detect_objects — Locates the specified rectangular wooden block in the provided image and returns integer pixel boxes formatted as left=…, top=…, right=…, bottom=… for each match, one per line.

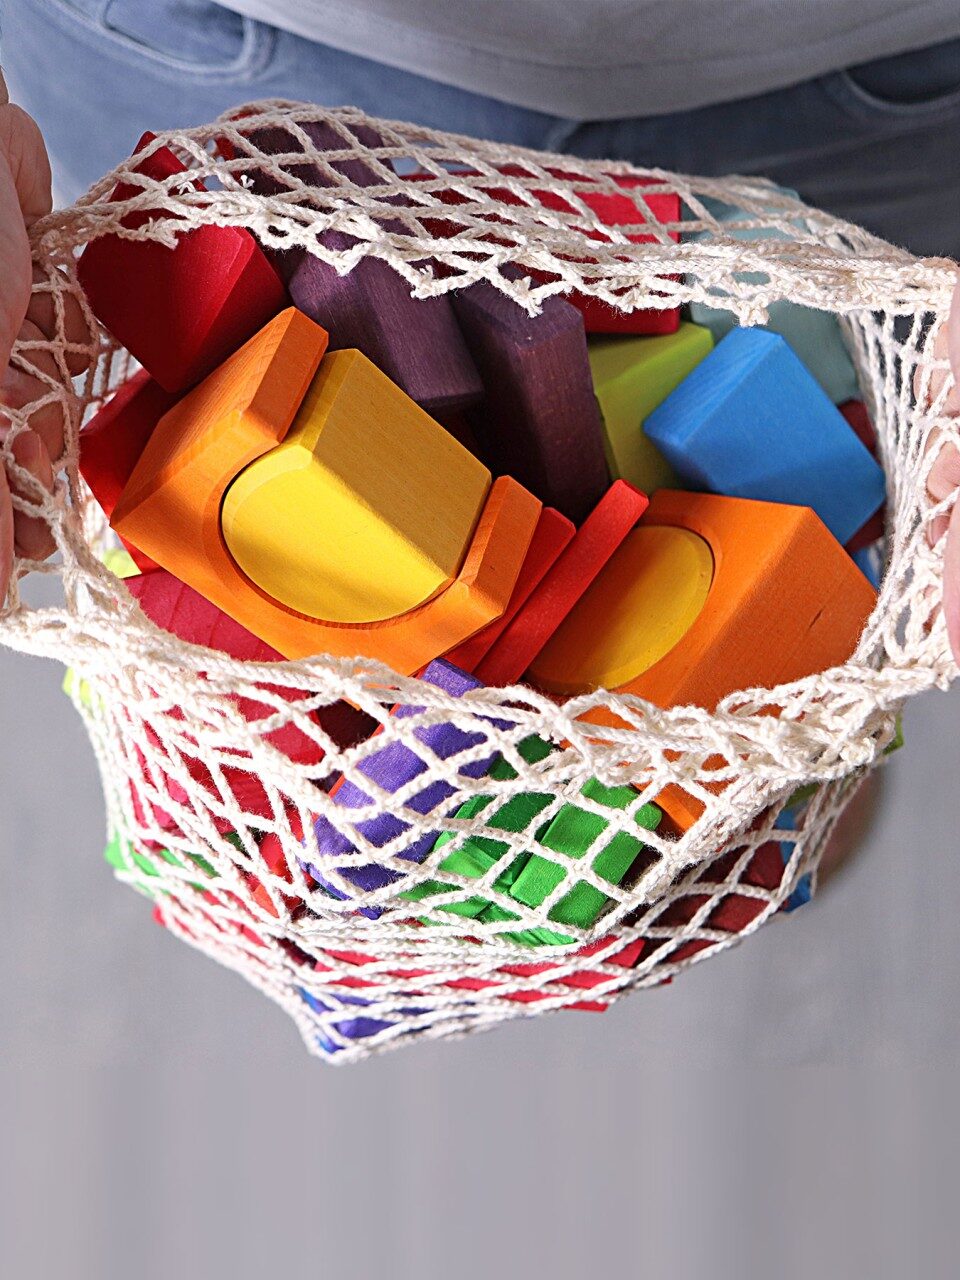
left=289, top=231, right=483, bottom=414
left=644, top=328, right=886, bottom=545
left=78, top=132, right=287, bottom=392
left=307, top=659, right=496, bottom=896
left=451, top=280, right=610, bottom=522
left=79, top=369, right=179, bottom=571
left=588, top=321, right=714, bottom=493
left=445, top=505, right=574, bottom=674
left=477, top=479, right=649, bottom=685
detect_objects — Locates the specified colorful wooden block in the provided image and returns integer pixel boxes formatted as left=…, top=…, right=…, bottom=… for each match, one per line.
left=112, top=308, right=541, bottom=672
left=79, top=369, right=179, bottom=571
left=644, top=329, right=886, bottom=546
left=588, top=321, right=714, bottom=493
left=220, top=346, right=491, bottom=624
left=474, top=480, right=649, bottom=686
left=445, top=505, right=575, bottom=674
left=451, top=281, right=610, bottom=522
left=530, top=489, right=877, bottom=710
left=77, top=132, right=287, bottom=393
left=405, top=732, right=662, bottom=946
left=307, top=659, right=496, bottom=895
left=289, top=231, right=483, bottom=415
left=125, top=567, right=376, bottom=769
left=685, top=189, right=860, bottom=404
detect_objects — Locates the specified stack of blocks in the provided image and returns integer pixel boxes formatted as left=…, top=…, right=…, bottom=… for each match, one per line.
left=75, top=134, right=886, bottom=1040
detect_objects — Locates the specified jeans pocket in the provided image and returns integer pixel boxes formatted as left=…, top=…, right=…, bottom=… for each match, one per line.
left=827, top=38, right=960, bottom=127
left=35, top=0, right=275, bottom=80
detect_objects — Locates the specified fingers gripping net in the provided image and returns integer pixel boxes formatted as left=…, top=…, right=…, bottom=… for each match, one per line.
left=1, top=102, right=957, bottom=1062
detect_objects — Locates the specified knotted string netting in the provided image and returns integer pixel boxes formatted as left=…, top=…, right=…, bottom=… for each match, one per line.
left=1, top=102, right=958, bottom=1062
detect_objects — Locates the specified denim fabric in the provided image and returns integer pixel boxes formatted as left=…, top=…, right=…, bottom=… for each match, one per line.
left=2, top=0, right=960, bottom=256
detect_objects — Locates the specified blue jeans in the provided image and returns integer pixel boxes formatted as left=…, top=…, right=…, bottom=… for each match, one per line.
left=3, top=0, right=960, bottom=256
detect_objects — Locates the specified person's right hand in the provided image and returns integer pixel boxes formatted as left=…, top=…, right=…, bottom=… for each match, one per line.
left=926, top=280, right=960, bottom=664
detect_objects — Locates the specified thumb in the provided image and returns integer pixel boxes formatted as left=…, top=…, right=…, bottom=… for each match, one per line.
left=943, top=490, right=960, bottom=666
left=0, top=462, right=12, bottom=607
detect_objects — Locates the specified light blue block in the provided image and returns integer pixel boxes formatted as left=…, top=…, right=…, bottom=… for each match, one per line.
left=644, top=328, right=886, bottom=546
left=684, top=191, right=860, bottom=404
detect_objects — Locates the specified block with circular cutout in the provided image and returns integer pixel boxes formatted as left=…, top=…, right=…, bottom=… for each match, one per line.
left=112, top=307, right=540, bottom=673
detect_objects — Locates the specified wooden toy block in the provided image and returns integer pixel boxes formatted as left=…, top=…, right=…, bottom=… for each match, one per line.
left=450, top=280, right=610, bottom=522
left=125, top=567, right=376, bottom=769
left=112, top=308, right=541, bottom=672
left=475, top=480, right=649, bottom=686
left=308, top=659, right=495, bottom=895
left=588, top=321, right=713, bottom=493
left=220, top=346, right=491, bottom=624
left=289, top=231, right=483, bottom=415
left=644, top=328, right=886, bottom=545
left=445, top=505, right=575, bottom=674
left=405, top=732, right=661, bottom=946
left=77, top=132, right=287, bottom=393
left=530, top=489, right=877, bottom=711
left=685, top=189, right=860, bottom=403
left=79, top=369, right=179, bottom=571
left=840, top=400, right=886, bottom=552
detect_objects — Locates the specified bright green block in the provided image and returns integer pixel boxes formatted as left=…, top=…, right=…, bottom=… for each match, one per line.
left=684, top=191, right=859, bottom=405
left=103, top=833, right=218, bottom=893
left=409, top=737, right=661, bottom=946
left=588, top=322, right=714, bottom=493
left=101, top=547, right=140, bottom=579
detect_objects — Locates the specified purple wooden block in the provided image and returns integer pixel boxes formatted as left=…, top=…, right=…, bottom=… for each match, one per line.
left=306, top=660, right=496, bottom=896
left=450, top=281, right=610, bottom=523
left=289, top=232, right=483, bottom=415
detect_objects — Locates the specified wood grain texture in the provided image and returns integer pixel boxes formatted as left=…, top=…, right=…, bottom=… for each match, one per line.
left=220, top=347, right=491, bottom=624
left=588, top=321, right=713, bottom=492
left=290, top=232, right=483, bottom=414
left=77, top=132, right=287, bottom=393
left=644, top=329, right=886, bottom=546
left=113, top=310, right=540, bottom=672
left=478, top=480, right=649, bottom=685
left=451, top=279, right=610, bottom=522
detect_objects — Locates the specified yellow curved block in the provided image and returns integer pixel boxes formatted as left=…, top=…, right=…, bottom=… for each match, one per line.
left=221, top=348, right=492, bottom=624
left=529, top=525, right=714, bottom=695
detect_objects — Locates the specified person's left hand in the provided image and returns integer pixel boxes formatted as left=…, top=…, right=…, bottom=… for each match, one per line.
left=926, top=279, right=960, bottom=663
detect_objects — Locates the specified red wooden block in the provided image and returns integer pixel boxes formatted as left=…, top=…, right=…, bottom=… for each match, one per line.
left=841, top=400, right=886, bottom=551
left=79, top=370, right=178, bottom=571
left=126, top=569, right=376, bottom=770
left=445, top=505, right=574, bottom=674
left=78, top=132, right=287, bottom=392
left=473, top=480, right=649, bottom=685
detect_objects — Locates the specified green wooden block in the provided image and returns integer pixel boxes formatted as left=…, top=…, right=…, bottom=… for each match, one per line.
left=409, top=736, right=661, bottom=946
left=101, top=546, right=140, bottom=578
left=588, top=322, right=713, bottom=493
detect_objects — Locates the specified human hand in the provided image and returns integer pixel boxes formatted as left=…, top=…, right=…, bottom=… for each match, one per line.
left=926, top=279, right=960, bottom=663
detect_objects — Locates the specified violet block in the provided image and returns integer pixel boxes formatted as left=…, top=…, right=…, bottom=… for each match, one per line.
left=450, top=280, right=610, bottom=523
left=306, top=659, right=497, bottom=898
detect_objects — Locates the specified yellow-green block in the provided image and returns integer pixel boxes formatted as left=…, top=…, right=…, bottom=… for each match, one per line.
left=589, top=322, right=714, bottom=493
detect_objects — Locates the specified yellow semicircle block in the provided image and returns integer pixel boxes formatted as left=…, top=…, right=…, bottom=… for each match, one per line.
left=528, top=524, right=714, bottom=695
left=221, top=347, right=491, bottom=624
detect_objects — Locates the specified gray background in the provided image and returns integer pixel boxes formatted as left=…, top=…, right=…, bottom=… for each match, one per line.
left=1, top=636, right=958, bottom=1278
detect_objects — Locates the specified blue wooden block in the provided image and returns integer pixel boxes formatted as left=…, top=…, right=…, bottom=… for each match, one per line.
left=644, top=328, right=886, bottom=546
left=684, top=190, right=860, bottom=404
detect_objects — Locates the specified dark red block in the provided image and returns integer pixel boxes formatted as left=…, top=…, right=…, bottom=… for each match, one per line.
left=78, top=132, right=287, bottom=393
left=451, top=281, right=610, bottom=522
left=79, top=369, right=178, bottom=570
left=487, top=480, right=648, bottom=683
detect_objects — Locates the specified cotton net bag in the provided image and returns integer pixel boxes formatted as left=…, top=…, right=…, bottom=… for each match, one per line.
left=2, top=101, right=957, bottom=1064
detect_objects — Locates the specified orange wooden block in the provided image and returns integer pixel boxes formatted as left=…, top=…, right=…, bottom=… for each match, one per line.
left=112, top=307, right=540, bottom=673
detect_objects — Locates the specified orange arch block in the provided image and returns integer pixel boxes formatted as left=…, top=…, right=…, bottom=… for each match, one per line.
left=112, top=307, right=541, bottom=672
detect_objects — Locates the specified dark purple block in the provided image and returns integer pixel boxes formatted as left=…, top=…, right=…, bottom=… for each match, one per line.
left=289, top=232, right=483, bottom=415
left=450, top=281, right=610, bottom=523
left=306, top=660, right=496, bottom=896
